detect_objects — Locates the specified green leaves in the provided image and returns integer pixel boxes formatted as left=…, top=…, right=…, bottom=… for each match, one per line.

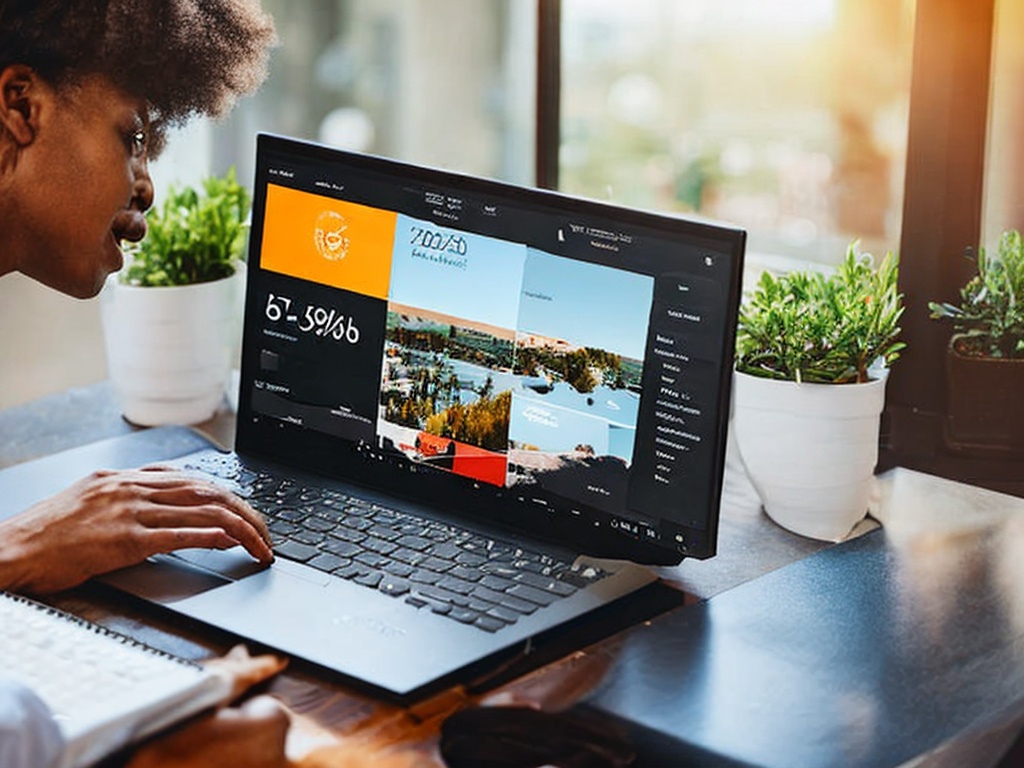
left=735, top=242, right=906, bottom=384
left=928, top=229, right=1024, bottom=358
left=120, top=168, right=252, bottom=287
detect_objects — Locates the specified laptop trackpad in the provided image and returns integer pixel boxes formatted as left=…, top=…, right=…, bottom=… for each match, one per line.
left=102, top=548, right=328, bottom=605
left=173, top=547, right=333, bottom=588
left=170, top=547, right=270, bottom=581
left=101, top=555, right=234, bottom=603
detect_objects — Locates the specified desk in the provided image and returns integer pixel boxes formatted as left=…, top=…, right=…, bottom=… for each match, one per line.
left=3, top=382, right=1023, bottom=767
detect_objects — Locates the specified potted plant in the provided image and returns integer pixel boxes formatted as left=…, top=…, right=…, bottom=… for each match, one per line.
left=730, top=243, right=905, bottom=540
left=929, top=229, right=1024, bottom=454
left=101, top=168, right=251, bottom=426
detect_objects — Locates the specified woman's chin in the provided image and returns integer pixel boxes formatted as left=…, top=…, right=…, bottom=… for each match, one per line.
left=79, top=241, right=124, bottom=297
left=108, top=232, right=126, bottom=270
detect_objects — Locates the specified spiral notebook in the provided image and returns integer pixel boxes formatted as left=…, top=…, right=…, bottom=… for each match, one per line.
left=0, top=592, right=233, bottom=768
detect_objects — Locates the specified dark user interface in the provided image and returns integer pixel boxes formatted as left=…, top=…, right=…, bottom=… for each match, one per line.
left=241, top=138, right=741, bottom=553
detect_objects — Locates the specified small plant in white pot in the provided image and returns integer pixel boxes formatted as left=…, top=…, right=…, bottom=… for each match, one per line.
left=101, top=168, right=251, bottom=426
left=731, top=243, right=905, bottom=540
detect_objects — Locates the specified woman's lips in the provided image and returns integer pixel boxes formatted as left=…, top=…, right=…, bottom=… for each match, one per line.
left=111, top=209, right=148, bottom=243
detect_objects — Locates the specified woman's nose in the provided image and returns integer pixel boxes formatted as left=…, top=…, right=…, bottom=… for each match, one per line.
left=112, top=156, right=155, bottom=244
left=131, top=156, right=154, bottom=215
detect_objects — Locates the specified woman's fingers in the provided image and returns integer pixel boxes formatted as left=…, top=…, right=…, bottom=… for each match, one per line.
left=205, top=645, right=289, bottom=699
left=141, top=472, right=271, bottom=540
left=136, top=501, right=274, bottom=563
left=139, top=517, right=273, bottom=565
left=110, top=468, right=275, bottom=561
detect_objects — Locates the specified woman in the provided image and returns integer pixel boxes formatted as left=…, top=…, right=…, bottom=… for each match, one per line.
left=0, top=2, right=290, bottom=766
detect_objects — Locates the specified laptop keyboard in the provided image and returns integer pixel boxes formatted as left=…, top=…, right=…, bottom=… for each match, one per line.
left=183, top=453, right=611, bottom=633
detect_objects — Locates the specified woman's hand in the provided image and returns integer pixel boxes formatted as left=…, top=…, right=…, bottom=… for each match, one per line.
left=0, top=466, right=273, bottom=594
left=127, top=696, right=291, bottom=768
left=128, top=646, right=291, bottom=768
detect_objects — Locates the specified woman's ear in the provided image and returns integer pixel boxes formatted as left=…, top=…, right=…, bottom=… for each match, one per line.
left=0, top=65, right=42, bottom=146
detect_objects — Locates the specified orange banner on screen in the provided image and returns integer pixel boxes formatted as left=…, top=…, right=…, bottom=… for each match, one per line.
left=260, top=184, right=396, bottom=298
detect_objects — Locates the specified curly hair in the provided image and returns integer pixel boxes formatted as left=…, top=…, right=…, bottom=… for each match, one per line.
left=0, top=0, right=277, bottom=152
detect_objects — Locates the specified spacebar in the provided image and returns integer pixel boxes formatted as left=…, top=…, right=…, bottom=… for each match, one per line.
left=274, top=540, right=319, bottom=563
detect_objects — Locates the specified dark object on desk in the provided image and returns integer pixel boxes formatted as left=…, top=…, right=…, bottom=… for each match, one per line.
left=440, top=705, right=634, bottom=768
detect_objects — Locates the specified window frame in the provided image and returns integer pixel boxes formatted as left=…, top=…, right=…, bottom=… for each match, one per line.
left=536, top=0, right=561, bottom=190
left=887, top=0, right=993, bottom=443
left=538, top=0, right=1021, bottom=488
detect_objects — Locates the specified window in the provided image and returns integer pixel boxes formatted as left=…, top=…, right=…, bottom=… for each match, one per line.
left=984, top=0, right=1024, bottom=245
left=559, top=0, right=915, bottom=274
left=205, top=0, right=537, bottom=188
left=149, top=0, right=1024, bottom=489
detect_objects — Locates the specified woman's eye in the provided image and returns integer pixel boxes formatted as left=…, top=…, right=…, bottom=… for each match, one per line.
left=130, top=129, right=147, bottom=158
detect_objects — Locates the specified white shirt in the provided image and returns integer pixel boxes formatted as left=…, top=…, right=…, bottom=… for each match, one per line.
left=0, top=678, right=64, bottom=768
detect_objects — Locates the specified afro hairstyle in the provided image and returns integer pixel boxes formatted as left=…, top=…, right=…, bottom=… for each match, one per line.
left=0, top=0, right=277, bottom=152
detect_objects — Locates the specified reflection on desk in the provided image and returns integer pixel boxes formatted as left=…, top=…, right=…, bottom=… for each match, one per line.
left=582, top=469, right=1024, bottom=768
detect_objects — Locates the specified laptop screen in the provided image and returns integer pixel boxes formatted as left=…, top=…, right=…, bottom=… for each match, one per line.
left=236, top=134, right=745, bottom=565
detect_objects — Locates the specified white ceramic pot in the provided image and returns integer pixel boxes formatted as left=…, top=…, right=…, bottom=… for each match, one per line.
left=730, top=370, right=887, bottom=541
left=101, top=267, right=245, bottom=426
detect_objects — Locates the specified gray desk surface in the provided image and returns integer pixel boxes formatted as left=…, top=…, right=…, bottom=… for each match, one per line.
left=581, top=462, right=1024, bottom=767
left=3, top=382, right=1023, bottom=767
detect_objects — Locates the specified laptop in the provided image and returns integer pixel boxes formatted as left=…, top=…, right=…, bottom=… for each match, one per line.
left=1, top=134, right=745, bottom=698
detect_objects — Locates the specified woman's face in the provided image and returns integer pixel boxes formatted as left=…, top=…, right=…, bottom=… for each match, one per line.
left=15, top=74, right=154, bottom=298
